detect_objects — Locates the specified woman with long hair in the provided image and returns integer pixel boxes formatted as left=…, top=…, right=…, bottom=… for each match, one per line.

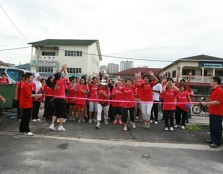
left=75, top=76, right=89, bottom=123
left=43, top=76, right=54, bottom=121
left=49, top=64, right=68, bottom=131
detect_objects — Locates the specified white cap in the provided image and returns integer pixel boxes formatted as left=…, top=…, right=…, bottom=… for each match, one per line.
left=100, top=79, right=107, bottom=85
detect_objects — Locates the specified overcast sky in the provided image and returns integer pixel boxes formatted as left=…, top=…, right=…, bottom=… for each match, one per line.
left=1, top=0, right=223, bottom=68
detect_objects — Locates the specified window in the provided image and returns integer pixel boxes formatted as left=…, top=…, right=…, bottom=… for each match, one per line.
left=67, top=68, right=82, bottom=73
left=182, top=69, right=195, bottom=76
left=64, top=50, right=82, bottom=57
left=172, top=70, right=176, bottom=78
left=38, top=67, right=53, bottom=73
left=42, top=52, right=55, bottom=56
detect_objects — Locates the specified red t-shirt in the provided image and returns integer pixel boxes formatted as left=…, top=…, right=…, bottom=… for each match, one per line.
left=176, top=91, right=190, bottom=111
left=209, top=86, right=223, bottom=116
left=19, top=82, right=33, bottom=108
left=0, top=78, right=9, bottom=84
left=122, top=86, right=135, bottom=108
left=97, top=87, right=110, bottom=106
left=54, top=78, right=67, bottom=98
left=160, top=83, right=166, bottom=100
left=75, top=84, right=89, bottom=105
left=140, top=81, right=157, bottom=101
left=67, top=83, right=76, bottom=104
left=134, top=79, right=144, bottom=99
left=111, top=86, right=124, bottom=107
left=44, top=84, right=54, bottom=96
left=163, top=88, right=178, bottom=110
left=31, top=82, right=43, bottom=102
left=89, top=83, right=99, bottom=102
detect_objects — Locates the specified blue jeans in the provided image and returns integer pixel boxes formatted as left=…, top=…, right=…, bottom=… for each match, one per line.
left=210, top=114, right=223, bottom=145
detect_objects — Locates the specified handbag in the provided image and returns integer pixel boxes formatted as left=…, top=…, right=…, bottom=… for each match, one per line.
left=12, top=99, right=19, bottom=108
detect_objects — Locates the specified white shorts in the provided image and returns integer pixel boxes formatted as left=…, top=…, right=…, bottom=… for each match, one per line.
left=89, top=102, right=98, bottom=112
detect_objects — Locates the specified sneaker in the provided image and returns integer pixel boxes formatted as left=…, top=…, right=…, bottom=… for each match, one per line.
left=58, top=126, right=66, bottom=132
left=82, top=118, right=85, bottom=123
left=123, top=126, right=127, bottom=131
left=132, top=123, right=136, bottom=129
left=89, top=119, right=92, bottom=123
left=113, top=120, right=117, bottom=125
left=181, top=126, right=185, bottom=130
left=57, top=119, right=59, bottom=123
left=96, top=122, right=100, bottom=129
left=32, top=119, right=37, bottom=122
left=169, top=127, right=174, bottom=132
left=154, top=121, right=158, bottom=124
left=63, top=119, right=67, bottom=123
left=78, top=119, right=81, bottom=123
left=49, top=124, right=56, bottom=131
left=174, top=125, right=180, bottom=128
left=118, top=120, right=123, bottom=125
left=146, top=123, right=150, bottom=129
left=37, top=119, right=41, bottom=121
left=164, top=127, right=169, bottom=131
left=104, top=120, right=108, bottom=125
left=25, top=132, right=34, bottom=136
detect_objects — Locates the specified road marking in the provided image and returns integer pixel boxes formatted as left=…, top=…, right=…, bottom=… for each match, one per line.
left=0, top=131, right=222, bottom=151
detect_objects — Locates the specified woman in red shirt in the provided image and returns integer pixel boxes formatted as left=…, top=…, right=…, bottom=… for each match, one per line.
left=43, top=76, right=54, bottom=121
left=67, top=76, right=77, bottom=121
left=49, top=65, right=68, bottom=132
left=121, top=79, right=136, bottom=131
left=75, top=76, right=89, bottom=123
left=19, top=72, right=42, bottom=136
left=111, top=81, right=123, bottom=125
left=0, top=72, right=9, bottom=84
left=162, top=78, right=179, bottom=131
left=135, top=71, right=158, bottom=129
left=175, top=84, right=191, bottom=129
left=96, top=80, right=110, bottom=129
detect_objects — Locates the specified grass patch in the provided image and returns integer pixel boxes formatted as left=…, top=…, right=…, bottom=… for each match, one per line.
left=186, top=124, right=209, bottom=131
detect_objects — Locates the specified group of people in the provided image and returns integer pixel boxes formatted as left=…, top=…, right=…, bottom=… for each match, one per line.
left=12, top=65, right=223, bottom=148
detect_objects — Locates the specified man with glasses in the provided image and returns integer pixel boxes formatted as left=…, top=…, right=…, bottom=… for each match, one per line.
left=201, top=76, right=223, bottom=148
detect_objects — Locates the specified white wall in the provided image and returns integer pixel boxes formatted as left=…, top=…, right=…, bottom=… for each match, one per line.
left=87, top=42, right=100, bottom=74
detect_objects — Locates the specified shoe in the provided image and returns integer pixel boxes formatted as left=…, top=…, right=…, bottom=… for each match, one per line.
left=132, top=123, right=136, bottom=129
left=89, top=119, right=92, bottom=123
left=113, top=120, right=117, bottom=125
left=164, top=127, right=169, bottom=131
left=146, top=123, right=150, bottom=129
left=93, top=118, right=97, bottom=123
left=49, top=124, right=55, bottom=131
left=143, top=123, right=146, bottom=128
left=154, top=121, right=158, bottom=124
left=37, top=119, right=41, bottom=121
left=181, top=126, right=185, bottom=130
left=96, top=122, right=100, bottom=129
left=78, top=119, right=81, bottom=123
left=169, top=127, right=174, bottom=132
left=124, top=126, right=127, bottom=131
left=118, top=120, right=123, bottom=125
left=210, top=143, right=220, bottom=148
left=63, top=119, right=67, bottom=123
left=82, top=118, right=85, bottom=123
left=58, top=126, right=66, bottom=132
left=104, top=120, right=108, bottom=125
left=57, top=119, right=59, bottom=123
left=32, top=119, right=37, bottom=122
left=25, top=132, right=34, bottom=136
left=174, top=125, right=180, bottom=128
left=206, top=140, right=213, bottom=144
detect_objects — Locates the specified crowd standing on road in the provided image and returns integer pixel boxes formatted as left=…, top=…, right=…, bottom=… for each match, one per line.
left=5, top=65, right=222, bottom=148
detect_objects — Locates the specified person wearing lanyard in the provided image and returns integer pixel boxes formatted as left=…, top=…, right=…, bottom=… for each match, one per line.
left=201, top=76, right=223, bottom=148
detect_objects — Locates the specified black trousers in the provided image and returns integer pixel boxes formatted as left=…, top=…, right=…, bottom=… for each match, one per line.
left=210, top=114, right=223, bottom=146
left=19, top=108, right=32, bottom=133
left=123, top=107, right=135, bottom=124
left=44, top=96, right=54, bottom=120
left=164, top=110, right=174, bottom=128
left=32, top=101, right=40, bottom=119
left=17, top=108, right=22, bottom=119
left=109, top=104, right=115, bottom=122
left=175, top=107, right=188, bottom=126
left=151, top=101, right=159, bottom=121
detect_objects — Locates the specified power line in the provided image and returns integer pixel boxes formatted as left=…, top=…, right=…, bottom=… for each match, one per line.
left=0, top=46, right=31, bottom=51
left=0, top=3, right=29, bottom=42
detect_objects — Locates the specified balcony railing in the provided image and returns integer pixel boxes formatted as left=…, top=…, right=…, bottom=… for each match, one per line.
left=180, top=75, right=223, bottom=83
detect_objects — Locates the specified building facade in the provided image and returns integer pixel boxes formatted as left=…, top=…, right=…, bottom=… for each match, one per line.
left=120, top=60, right=133, bottom=71
left=108, top=63, right=119, bottom=74
left=29, top=39, right=102, bottom=77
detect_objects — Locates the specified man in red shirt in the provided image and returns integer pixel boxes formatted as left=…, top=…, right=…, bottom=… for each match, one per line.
left=19, top=73, right=42, bottom=136
left=201, top=76, right=223, bottom=148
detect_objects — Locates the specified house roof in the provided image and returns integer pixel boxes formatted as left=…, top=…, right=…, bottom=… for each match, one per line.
left=28, top=39, right=98, bottom=46
left=0, top=60, right=11, bottom=66
left=114, top=67, right=162, bottom=77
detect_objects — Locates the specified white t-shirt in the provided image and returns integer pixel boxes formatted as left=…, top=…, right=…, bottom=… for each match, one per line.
left=153, top=83, right=162, bottom=101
